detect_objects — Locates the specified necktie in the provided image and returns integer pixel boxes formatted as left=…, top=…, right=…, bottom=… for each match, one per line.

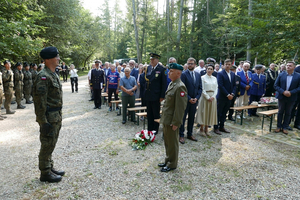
left=191, top=71, right=195, bottom=84
left=245, top=72, right=249, bottom=84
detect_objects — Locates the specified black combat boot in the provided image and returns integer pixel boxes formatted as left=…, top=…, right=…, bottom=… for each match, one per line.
left=6, top=110, right=15, bottom=114
left=51, top=168, right=65, bottom=176
left=40, top=171, right=62, bottom=182
left=17, top=105, right=26, bottom=109
left=26, top=100, right=33, bottom=104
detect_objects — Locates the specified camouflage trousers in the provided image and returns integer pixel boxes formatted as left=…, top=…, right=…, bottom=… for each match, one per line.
left=15, top=87, right=23, bottom=106
left=24, top=85, right=32, bottom=101
left=39, top=121, right=61, bottom=174
left=4, top=87, right=13, bottom=111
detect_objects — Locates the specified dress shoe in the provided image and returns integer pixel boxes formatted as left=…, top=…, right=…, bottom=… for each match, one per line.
left=205, top=131, right=211, bottom=137
left=294, top=125, right=300, bottom=130
left=158, top=163, right=166, bottom=167
left=51, top=168, right=65, bottom=176
left=274, top=128, right=281, bottom=133
left=0, top=115, right=7, bottom=119
left=6, top=110, right=15, bottom=114
left=282, top=129, right=288, bottom=135
left=40, top=171, right=62, bottom=182
left=219, top=127, right=230, bottom=133
left=214, top=129, right=222, bottom=135
left=179, top=137, right=185, bottom=144
left=11, top=101, right=16, bottom=104
left=131, top=119, right=137, bottom=123
left=161, top=166, right=176, bottom=172
left=187, top=135, right=198, bottom=141
left=98, top=106, right=101, bottom=109
left=89, top=99, right=94, bottom=101
left=286, top=126, right=293, bottom=131
left=26, top=100, right=33, bottom=104
left=17, top=105, right=26, bottom=109
left=94, top=106, right=98, bottom=109
left=122, top=121, right=126, bottom=124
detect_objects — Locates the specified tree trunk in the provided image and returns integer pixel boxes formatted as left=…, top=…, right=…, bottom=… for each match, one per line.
left=247, top=0, right=252, bottom=61
left=166, top=0, right=170, bottom=62
left=132, top=0, right=142, bottom=63
left=189, top=0, right=196, bottom=57
left=176, top=0, right=184, bottom=52
left=140, top=0, right=148, bottom=62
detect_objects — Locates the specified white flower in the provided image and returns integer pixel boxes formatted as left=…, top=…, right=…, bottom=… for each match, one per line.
left=145, top=133, right=150, bottom=140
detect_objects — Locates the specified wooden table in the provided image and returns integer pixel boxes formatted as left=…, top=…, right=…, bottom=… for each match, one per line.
left=258, top=109, right=278, bottom=132
left=230, top=104, right=270, bottom=125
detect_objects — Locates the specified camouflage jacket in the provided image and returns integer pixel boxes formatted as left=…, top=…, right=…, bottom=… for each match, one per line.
left=2, top=69, right=14, bottom=89
left=23, top=70, right=32, bottom=86
left=33, top=66, right=63, bottom=125
left=0, top=72, right=3, bottom=91
left=14, top=70, right=24, bottom=89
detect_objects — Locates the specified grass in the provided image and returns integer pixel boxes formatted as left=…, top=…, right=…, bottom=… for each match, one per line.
left=77, top=69, right=89, bottom=77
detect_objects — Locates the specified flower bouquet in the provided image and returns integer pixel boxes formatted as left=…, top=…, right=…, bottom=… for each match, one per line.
left=130, top=130, right=156, bottom=150
left=260, top=97, right=278, bottom=105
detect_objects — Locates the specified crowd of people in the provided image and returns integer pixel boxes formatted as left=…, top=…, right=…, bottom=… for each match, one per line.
left=0, top=59, right=78, bottom=120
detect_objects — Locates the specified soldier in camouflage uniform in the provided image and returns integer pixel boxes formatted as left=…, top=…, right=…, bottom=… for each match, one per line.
left=2, top=60, right=15, bottom=114
left=30, top=63, right=38, bottom=97
left=14, top=62, right=26, bottom=109
left=0, top=70, right=7, bottom=120
left=33, top=47, right=64, bottom=183
left=23, top=63, right=33, bottom=104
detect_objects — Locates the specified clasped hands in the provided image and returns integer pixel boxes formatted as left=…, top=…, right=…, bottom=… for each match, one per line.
left=283, top=90, right=291, bottom=97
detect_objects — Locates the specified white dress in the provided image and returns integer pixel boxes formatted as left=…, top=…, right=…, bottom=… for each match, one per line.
left=195, top=74, right=218, bottom=126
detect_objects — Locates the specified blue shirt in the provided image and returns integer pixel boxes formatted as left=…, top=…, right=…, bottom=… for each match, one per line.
left=286, top=72, right=294, bottom=90
left=107, top=71, right=120, bottom=89
left=120, top=75, right=137, bottom=96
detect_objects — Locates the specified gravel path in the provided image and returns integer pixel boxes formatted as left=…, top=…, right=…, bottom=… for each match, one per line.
left=1, top=75, right=300, bottom=200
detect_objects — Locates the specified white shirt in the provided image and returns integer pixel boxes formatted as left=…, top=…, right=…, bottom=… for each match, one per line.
left=194, top=66, right=205, bottom=74
left=201, top=74, right=218, bottom=100
left=69, top=68, right=78, bottom=78
left=226, top=70, right=231, bottom=82
left=88, top=69, right=92, bottom=80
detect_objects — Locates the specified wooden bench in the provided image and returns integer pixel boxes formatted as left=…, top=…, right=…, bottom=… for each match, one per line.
left=110, top=100, right=122, bottom=110
left=230, top=104, right=270, bottom=125
left=118, top=102, right=143, bottom=115
left=135, top=111, right=162, bottom=128
left=258, top=109, right=278, bottom=132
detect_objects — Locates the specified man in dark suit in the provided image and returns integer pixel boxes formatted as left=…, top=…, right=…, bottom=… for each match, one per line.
left=228, top=65, right=241, bottom=121
left=61, top=62, right=68, bottom=82
left=214, top=59, right=236, bottom=135
left=265, top=63, right=278, bottom=96
left=90, top=60, right=105, bottom=109
left=143, top=53, right=167, bottom=134
left=293, top=65, right=300, bottom=130
left=179, top=58, right=202, bottom=144
left=274, top=61, right=300, bottom=134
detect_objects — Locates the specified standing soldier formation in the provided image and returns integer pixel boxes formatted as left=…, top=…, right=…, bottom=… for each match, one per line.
left=14, top=62, right=26, bottom=109
left=2, top=60, right=15, bottom=114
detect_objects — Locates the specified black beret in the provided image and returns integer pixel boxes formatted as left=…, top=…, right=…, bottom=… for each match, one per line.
left=149, top=52, right=161, bottom=59
left=40, top=47, right=59, bottom=59
left=3, top=60, right=10, bottom=65
left=169, top=63, right=183, bottom=71
left=15, top=62, right=22, bottom=67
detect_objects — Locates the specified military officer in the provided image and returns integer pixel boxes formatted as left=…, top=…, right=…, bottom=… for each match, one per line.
left=23, top=63, right=33, bottom=104
left=0, top=70, right=7, bottom=120
left=2, top=60, right=15, bottom=114
left=248, top=65, right=266, bottom=117
left=143, top=53, right=167, bottom=134
left=33, top=47, right=64, bottom=183
left=228, top=65, right=241, bottom=121
left=90, top=60, right=105, bottom=109
left=14, top=62, right=26, bottom=109
left=158, top=63, right=187, bottom=172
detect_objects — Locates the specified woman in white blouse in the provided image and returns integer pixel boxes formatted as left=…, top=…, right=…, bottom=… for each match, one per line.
left=69, top=64, right=79, bottom=93
left=195, top=64, right=218, bottom=136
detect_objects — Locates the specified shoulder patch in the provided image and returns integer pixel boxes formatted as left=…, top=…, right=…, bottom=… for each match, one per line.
left=180, top=91, right=185, bottom=97
left=41, top=77, right=46, bottom=80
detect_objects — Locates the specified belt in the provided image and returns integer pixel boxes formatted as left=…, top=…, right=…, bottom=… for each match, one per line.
left=206, top=90, right=214, bottom=92
left=47, top=106, right=62, bottom=112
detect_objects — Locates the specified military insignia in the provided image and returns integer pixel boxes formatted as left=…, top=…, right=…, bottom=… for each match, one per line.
left=250, top=78, right=252, bottom=80
left=180, top=92, right=185, bottom=97
left=41, top=77, right=46, bottom=80
left=236, top=81, right=239, bottom=85
left=155, top=74, right=159, bottom=77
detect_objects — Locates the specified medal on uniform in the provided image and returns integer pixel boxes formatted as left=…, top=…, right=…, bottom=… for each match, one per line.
left=155, top=74, right=158, bottom=78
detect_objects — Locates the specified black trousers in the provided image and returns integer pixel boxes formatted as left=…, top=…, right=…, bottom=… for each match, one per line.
left=93, top=89, right=102, bottom=108
left=277, top=98, right=295, bottom=129
left=108, top=88, right=119, bottom=103
left=62, top=71, right=68, bottom=82
left=70, top=77, right=78, bottom=92
left=228, top=96, right=237, bottom=119
left=146, top=100, right=161, bottom=133
left=214, top=98, right=231, bottom=130
left=179, top=102, right=197, bottom=137
left=290, top=98, right=300, bottom=126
